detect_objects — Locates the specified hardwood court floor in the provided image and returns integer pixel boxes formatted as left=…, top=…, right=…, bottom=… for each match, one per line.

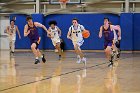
left=0, top=50, right=140, bottom=93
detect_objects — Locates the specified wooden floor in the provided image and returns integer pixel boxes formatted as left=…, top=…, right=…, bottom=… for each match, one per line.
left=0, top=50, right=140, bottom=93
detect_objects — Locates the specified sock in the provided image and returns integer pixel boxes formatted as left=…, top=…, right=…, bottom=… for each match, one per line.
left=81, top=57, right=85, bottom=60
left=36, top=57, right=39, bottom=59
left=40, top=55, right=43, bottom=58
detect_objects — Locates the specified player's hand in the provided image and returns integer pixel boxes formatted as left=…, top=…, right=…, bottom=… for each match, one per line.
left=118, top=36, right=121, bottom=40
left=67, top=37, right=72, bottom=40
left=26, top=30, right=30, bottom=35
left=28, top=30, right=30, bottom=33
left=9, top=33, right=12, bottom=35
left=47, top=31, right=51, bottom=35
left=19, top=36, right=21, bottom=39
left=47, top=34, right=53, bottom=38
left=51, top=36, right=54, bottom=38
left=99, top=33, right=102, bottom=38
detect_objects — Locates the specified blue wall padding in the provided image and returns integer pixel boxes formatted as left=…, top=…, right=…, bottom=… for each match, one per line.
left=31, top=14, right=45, bottom=49
left=120, top=13, right=133, bottom=50
left=10, top=14, right=29, bottom=49
left=133, top=13, right=140, bottom=51
left=10, top=13, right=140, bottom=51
left=44, top=13, right=119, bottom=50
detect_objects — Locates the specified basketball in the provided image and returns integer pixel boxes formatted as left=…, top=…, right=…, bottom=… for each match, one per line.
left=82, top=30, right=90, bottom=38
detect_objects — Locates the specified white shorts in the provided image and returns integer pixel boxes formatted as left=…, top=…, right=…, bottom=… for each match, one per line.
left=72, top=39, right=84, bottom=47
left=8, top=35, right=16, bottom=41
left=52, top=38, right=61, bottom=46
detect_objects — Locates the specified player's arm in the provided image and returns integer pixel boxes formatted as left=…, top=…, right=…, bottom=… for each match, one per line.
left=67, top=27, right=72, bottom=40
left=99, top=26, right=103, bottom=38
left=112, top=29, right=117, bottom=44
left=116, top=25, right=121, bottom=40
left=16, top=25, right=21, bottom=39
left=24, top=24, right=30, bottom=37
left=47, top=28, right=52, bottom=38
left=111, top=25, right=121, bottom=40
left=34, top=22, right=50, bottom=34
left=80, top=25, right=85, bottom=31
left=6, top=26, right=11, bottom=35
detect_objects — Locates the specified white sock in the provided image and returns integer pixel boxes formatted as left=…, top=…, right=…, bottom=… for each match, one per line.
left=36, top=57, right=39, bottom=59
left=82, top=57, right=85, bottom=60
left=40, top=55, right=43, bottom=58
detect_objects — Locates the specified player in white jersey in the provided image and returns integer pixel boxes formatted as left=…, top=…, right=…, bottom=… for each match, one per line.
left=112, top=25, right=121, bottom=59
left=6, top=20, right=21, bottom=54
left=67, top=18, right=86, bottom=65
left=108, top=22, right=121, bottom=60
left=47, top=21, right=62, bottom=60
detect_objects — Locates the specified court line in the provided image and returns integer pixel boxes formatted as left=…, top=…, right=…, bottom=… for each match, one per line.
left=0, top=57, right=126, bottom=92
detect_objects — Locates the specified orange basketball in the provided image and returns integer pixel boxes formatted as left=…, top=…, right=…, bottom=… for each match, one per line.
left=82, top=30, right=90, bottom=38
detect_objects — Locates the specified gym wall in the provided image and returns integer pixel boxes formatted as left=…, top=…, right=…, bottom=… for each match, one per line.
left=10, top=13, right=140, bottom=51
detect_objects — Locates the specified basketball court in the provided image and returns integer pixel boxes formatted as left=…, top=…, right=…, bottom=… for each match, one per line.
left=0, top=0, right=140, bottom=93
left=0, top=50, right=140, bottom=93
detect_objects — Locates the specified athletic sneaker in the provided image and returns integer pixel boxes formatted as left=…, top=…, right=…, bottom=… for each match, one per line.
left=35, top=59, right=40, bottom=64
left=108, top=55, right=114, bottom=67
left=77, top=58, right=81, bottom=64
left=117, top=49, right=121, bottom=58
left=108, top=53, right=114, bottom=67
left=108, top=61, right=113, bottom=67
left=42, top=54, right=46, bottom=63
left=82, top=57, right=86, bottom=66
left=108, top=62, right=113, bottom=67
left=76, top=55, right=81, bottom=63
left=10, top=51, right=15, bottom=56
left=59, top=55, right=61, bottom=60
left=111, top=51, right=116, bottom=61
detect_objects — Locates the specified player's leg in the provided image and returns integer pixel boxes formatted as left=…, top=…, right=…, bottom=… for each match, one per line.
left=9, top=37, right=12, bottom=53
left=105, top=45, right=114, bottom=67
left=77, top=46, right=86, bottom=65
left=31, top=43, right=40, bottom=64
left=11, top=40, right=15, bottom=53
left=74, top=43, right=86, bottom=64
left=55, top=42, right=62, bottom=60
left=115, top=40, right=121, bottom=58
left=36, top=42, right=46, bottom=63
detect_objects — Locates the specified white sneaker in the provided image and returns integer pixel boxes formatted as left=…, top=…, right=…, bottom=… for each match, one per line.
left=77, top=58, right=81, bottom=64
left=82, top=57, right=86, bottom=66
left=76, top=55, right=81, bottom=63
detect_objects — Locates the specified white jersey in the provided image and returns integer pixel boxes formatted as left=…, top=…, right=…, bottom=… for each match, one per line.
left=112, top=29, right=119, bottom=42
left=8, top=25, right=16, bottom=40
left=69, top=24, right=85, bottom=42
left=49, top=26, right=60, bottom=41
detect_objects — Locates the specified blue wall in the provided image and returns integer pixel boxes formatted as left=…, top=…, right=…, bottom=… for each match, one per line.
left=133, top=13, right=140, bottom=51
left=10, top=13, right=140, bottom=51
left=120, top=13, right=133, bottom=51
left=44, top=14, right=120, bottom=50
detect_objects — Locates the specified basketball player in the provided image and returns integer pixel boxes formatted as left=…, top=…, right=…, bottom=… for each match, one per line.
left=114, top=25, right=121, bottom=58
left=67, top=18, right=86, bottom=64
left=99, top=17, right=121, bottom=67
left=24, top=16, right=50, bottom=64
left=6, top=20, right=21, bottom=54
left=109, top=22, right=121, bottom=59
left=47, top=21, right=62, bottom=60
